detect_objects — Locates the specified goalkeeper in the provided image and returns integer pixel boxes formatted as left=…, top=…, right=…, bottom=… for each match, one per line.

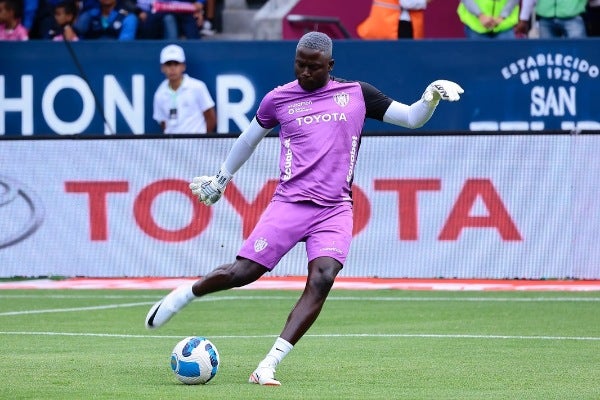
left=146, top=31, right=463, bottom=386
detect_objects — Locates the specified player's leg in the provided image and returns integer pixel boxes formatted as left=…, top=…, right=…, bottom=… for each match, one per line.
left=192, top=258, right=268, bottom=295
left=249, top=257, right=342, bottom=386
left=146, top=200, right=303, bottom=330
left=145, top=258, right=267, bottom=329
left=250, top=202, right=352, bottom=386
left=280, top=257, right=343, bottom=344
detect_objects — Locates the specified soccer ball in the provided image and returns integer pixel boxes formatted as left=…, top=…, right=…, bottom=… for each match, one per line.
left=170, top=336, right=220, bottom=385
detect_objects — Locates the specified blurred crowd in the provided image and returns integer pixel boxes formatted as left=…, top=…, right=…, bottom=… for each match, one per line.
left=1, top=0, right=599, bottom=41
left=459, top=0, right=597, bottom=39
left=0, top=0, right=223, bottom=40
left=357, top=0, right=599, bottom=40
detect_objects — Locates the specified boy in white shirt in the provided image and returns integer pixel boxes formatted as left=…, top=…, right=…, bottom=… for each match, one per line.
left=153, top=44, right=216, bottom=134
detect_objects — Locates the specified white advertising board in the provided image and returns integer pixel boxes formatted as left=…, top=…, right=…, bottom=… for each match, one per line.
left=1, top=136, right=598, bottom=279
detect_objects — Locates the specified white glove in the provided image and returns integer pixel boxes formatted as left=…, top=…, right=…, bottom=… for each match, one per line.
left=422, top=80, right=464, bottom=103
left=189, top=167, right=233, bottom=206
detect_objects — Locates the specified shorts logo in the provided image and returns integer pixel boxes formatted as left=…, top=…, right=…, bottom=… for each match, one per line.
left=320, top=246, right=343, bottom=254
left=254, top=237, right=268, bottom=252
left=333, top=92, right=349, bottom=107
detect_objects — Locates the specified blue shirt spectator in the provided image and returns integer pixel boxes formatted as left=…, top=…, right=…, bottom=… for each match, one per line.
left=75, top=0, right=138, bottom=40
left=22, top=0, right=38, bottom=30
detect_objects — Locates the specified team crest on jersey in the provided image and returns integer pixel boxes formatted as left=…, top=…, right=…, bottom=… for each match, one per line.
left=333, top=92, right=350, bottom=107
left=254, top=237, right=268, bottom=252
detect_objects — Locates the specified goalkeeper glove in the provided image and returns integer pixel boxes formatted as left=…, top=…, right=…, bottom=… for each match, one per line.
left=189, top=167, right=233, bottom=206
left=422, top=80, right=464, bottom=103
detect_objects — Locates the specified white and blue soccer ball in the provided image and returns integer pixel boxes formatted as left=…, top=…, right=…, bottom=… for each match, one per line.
left=170, top=336, right=220, bottom=385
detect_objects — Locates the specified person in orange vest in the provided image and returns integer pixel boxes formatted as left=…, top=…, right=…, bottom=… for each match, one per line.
left=357, top=0, right=430, bottom=39
left=399, top=0, right=430, bottom=39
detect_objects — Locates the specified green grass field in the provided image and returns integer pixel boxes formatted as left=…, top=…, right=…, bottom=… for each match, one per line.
left=0, top=289, right=598, bottom=399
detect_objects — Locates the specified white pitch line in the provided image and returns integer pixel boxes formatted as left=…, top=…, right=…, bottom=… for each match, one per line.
left=1, top=295, right=599, bottom=317
left=0, top=331, right=597, bottom=341
left=0, top=294, right=598, bottom=302
left=0, top=302, right=152, bottom=316
left=329, top=296, right=600, bottom=302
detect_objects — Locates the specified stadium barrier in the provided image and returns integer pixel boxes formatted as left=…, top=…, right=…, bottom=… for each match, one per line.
left=1, top=133, right=599, bottom=279
left=0, top=39, right=599, bottom=136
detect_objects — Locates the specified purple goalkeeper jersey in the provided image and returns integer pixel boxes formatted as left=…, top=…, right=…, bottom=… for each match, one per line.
left=256, top=77, right=393, bottom=205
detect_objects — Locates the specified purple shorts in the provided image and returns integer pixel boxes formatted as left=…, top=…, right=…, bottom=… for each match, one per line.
left=238, top=200, right=353, bottom=270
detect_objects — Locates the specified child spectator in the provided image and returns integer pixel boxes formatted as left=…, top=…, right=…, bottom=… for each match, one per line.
left=29, top=0, right=58, bottom=39
left=43, top=0, right=78, bottom=40
left=153, top=44, right=216, bottom=133
left=0, top=0, right=29, bottom=40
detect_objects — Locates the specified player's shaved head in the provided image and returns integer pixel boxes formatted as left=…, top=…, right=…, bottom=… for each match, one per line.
left=294, top=32, right=334, bottom=91
left=296, top=31, right=333, bottom=58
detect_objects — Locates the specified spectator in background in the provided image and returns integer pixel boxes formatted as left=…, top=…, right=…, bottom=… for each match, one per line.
left=515, top=0, right=535, bottom=37
left=586, top=0, right=600, bottom=36
left=357, top=0, right=430, bottom=40
left=21, top=0, right=37, bottom=32
left=43, top=0, right=78, bottom=40
left=29, top=0, right=60, bottom=38
left=357, top=0, right=400, bottom=39
left=205, top=0, right=222, bottom=34
left=144, top=0, right=204, bottom=39
left=199, top=0, right=215, bottom=35
left=457, top=0, right=520, bottom=39
left=134, top=0, right=166, bottom=38
left=0, top=0, right=29, bottom=40
left=29, top=0, right=52, bottom=38
left=74, top=0, right=138, bottom=40
left=153, top=44, right=216, bottom=134
left=80, top=0, right=101, bottom=12
left=399, top=0, right=431, bottom=39
left=519, top=0, right=587, bottom=38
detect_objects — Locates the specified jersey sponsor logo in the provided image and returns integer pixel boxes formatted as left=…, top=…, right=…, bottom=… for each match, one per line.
left=333, top=92, right=350, bottom=107
left=287, top=100, right=313, bottom=115
left=254, top=237, right=268, bottom=252
left=295, top=112, right=347, bottom=126
left=346, top=135, right=359, bottom=183
left=283, top=138, right=293, bottom=180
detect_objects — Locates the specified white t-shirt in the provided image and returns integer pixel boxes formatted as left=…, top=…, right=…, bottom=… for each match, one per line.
left=153, top=74, right=215, bottom=134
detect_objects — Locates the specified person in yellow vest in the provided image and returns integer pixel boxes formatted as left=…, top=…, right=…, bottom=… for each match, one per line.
left=457, top=0, right=520, bottom=39
left=357, top=0, right=430, bottom=39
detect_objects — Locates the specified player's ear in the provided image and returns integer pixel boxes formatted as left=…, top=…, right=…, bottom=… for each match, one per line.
left=328, top=59, right=334, bottom=71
